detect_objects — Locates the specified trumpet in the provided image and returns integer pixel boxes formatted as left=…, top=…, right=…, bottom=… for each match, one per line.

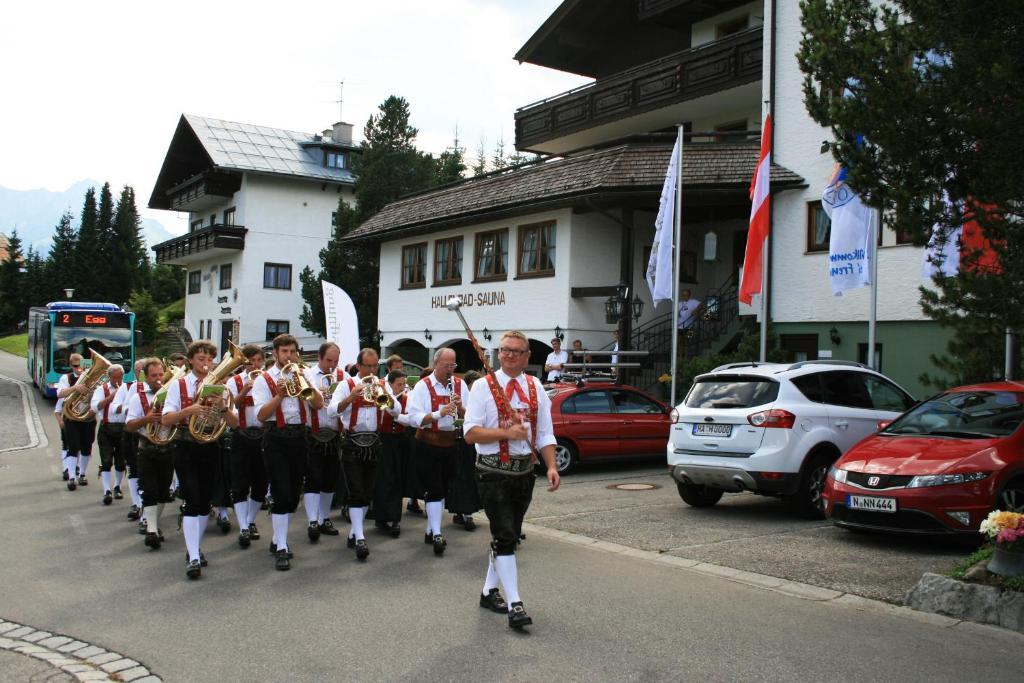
left=145, top=364, right=188, bottom=446
left=360, top=375, right=393, bottom=410
left=281, top=361, right=317, bottom=402
left=189, top=341, right=247, bottom=443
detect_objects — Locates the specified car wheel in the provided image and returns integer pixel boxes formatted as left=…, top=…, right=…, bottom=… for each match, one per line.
left=553, top=439, right=578, bottom=475
left=997, top=478, right=1024, bottom=513
left=793, top=452, right=833, bottom=520
left=676, top=482, right=724, bottom=507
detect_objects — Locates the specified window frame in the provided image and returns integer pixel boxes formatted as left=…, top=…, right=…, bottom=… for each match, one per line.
left=263, top=262, right=292, bottom=290
left=561, top=389, right=613, bottom=415
left=223, top=207, right=236, bottom=226
left=219, top=264, right=232, bottom=290
left=190, top=219, right=203, bottom=233
left=474, top=228, right=509, bottom=283
left=400, top=242, right=428, bottom=290
left=807, top=201, right=831, bottom=253
left=187, top=270, right=201, bottom=295
left=433, top=236, right=463, bottom=287
left=516, top=221, right=556, bottom=279
left=715, top=14, right=749, bottom=39
left=265, top=319, right=289, bottom=342
left=325, top=150, right=346, bottom=169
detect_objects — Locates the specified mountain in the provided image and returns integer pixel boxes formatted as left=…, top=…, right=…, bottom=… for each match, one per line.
left=0, top=180, right=177, bottom=253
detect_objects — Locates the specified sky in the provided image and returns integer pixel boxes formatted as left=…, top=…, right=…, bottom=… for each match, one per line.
left=0, top=0, right=587, bottom=235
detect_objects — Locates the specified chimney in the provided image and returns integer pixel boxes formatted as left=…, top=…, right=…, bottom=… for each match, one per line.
left=332, top=121, right=353, bottom=145
left=322, top=128, right=333, bottom=142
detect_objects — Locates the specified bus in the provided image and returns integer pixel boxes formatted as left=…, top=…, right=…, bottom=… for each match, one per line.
left=27, top=302, right=138, bottom=398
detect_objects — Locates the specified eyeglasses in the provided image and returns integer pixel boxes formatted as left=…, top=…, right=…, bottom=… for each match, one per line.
left=440, top=362, right=458, bottom=369
left=498, top=347, right=529, bottom=356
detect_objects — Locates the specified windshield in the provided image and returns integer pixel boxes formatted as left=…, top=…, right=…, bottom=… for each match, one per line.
left=53, top=327, right=132, bottom=375
left=884, top=390, right=1024, bottom=438
left=685, top=375, right=779, bottom=409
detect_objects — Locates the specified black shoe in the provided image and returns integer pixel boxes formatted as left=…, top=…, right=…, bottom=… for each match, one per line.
left=248, top=523, right=260, bottom=540
left=186, top=559, right=202, bottom=579
left=62, top=470, right=69, bottom=481
left=275, top=550, right=291, bottom=571
left=102, top=491, right=113, bottom=506
left=78, top=476, right=88, bottom=486
left=113, top=486, right=123, bottom=500
left=269, top=543, right=293, bottom=559
left=508, top=602, right=532, bottom=630
left=137, top=520, right=147, bottom=535
left=389, top=523, right=401, bottom=538
left=432, top=534, right=447, bottom=556
left=67, top=480, right=77, bottom=491
left=347, top=535, right=356, bottom=549
left=239, top=529, right=251, bottom=549
left=127, top=505, right=140, bottom=520
left=355, top=539, right=369, bottom=560
left=307, top=521, right=321, bottom=543
left=216, top=515, right=231, bottom=534
left=199, top=551, right=208, bottom=567
left=157, top=528, right=165, bottom=542
left=464, top=516, right=476, bottom=532
left=144, top=532, right=161, bottom=550
left=319, top=519, right=339, bottom=536
left=424, top=532, right=433, bottom=545
left=453, top=514, right=465, bottom=525
left=480, top=588, right=507, bottom=614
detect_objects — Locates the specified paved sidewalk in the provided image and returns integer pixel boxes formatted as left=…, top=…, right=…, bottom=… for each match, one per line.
left=0, top=375, right=30, bottom=451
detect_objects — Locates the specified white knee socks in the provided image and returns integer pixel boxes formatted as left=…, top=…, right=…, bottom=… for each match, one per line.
left=143, top=506, right=158, bottom=532
left=78, top=455, right=91, bottom=478
left=114, top=469, right=124, bottom=488
left=101, top=471, right=112, bottom=492
left=349, top=506, right=366, bottom=540
left=426, top=501, right=443, bottom=536
left=494, top=555, right=521, bottom=607
left=63, top=455, right=77, bottom=478
left=234, top=502, right=249, bottom=529
left=318, top=492, right=334, bottom=524
left=182, top=517, right=200, bottom=562
left=247, top=498, right=260, bottom=526
left=272, top=513, right=289, bottom=551
left=128, top=478, right=141, bottom=508
left=303, top=492, right=320, bottom=524
left=483, top=553, right=499, bottom=594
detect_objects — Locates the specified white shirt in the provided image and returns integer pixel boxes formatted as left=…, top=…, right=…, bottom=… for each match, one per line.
left=125, top=382, right=159, bottom=423
left=161, top=371, right=201, bottom=417
left=54, top=396, right=64, bottom=416
left=90, top=382, right=125, bottom=424
left=305, top=365, right=344, bottom=431
left=250, top=365, right=306, bottom=426
left=328, top=374, right=401, bottom=433
left=407, top=373, right=469, bottom=432
left=57, top=371, right=92, bottom=418
left=544, top=350, right=569, bottom=381
left=111, top=381, right=133, bottom=418
left=463, top=370, right=556, bottom=455
left=678, top=298, right=701, bottom=329
left=225, top=373, right=260, bottom=427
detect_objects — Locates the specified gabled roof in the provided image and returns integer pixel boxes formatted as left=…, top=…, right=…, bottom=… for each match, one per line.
left=148, top=114, right=356, bottom=209
left=343, top=141, right=804, bottom=243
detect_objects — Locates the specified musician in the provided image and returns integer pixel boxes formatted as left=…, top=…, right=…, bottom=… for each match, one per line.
left=464, top=330, right=560, bottom=629
left=113, top=360, right=147, bottom=520
left=251, top=334, right=323, bottom=571
left=373, top=369, right=410, bottom=537
left=225, top=344, right=268, bottom=549
left=328, top=348, right=391, bottom=560
left=161, top=340, right=239, bottom=580
left=125, top=358, right=173, bottom=550
left=56, top=353, right=97, bottom=490
left=447, top=370, right=481, bottom=531
left=407, top=348, right=468, bottom=556
left=90, top=365, right=126, bottom=505
left=55, top=393, right=69, bottom=481
left=302, top=342, right=344, bottom=543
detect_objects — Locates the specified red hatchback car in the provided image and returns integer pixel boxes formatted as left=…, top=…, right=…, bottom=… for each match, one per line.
left=822, top=382, right=1024, bottom=535
left=546, top=381, right=672, bottom=474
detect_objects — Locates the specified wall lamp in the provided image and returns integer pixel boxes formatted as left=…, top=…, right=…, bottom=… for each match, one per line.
left=554, top=325, right=564, bottom=341
left=423, top=329, right=432, bottom=341
left=482, top=327, right=492, bottom=342
left=376, top=329, right=383, bottom=343
left=829, top=325, right=841, bottom=345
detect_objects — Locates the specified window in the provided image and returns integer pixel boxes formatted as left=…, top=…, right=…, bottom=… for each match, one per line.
left=326, top=151, right=346, bottom=169
left=612, top=390, right=664, bottom=414
left=517, top=222, right=555, bottom=277
left=434, top=237, right=463, bottom=286
left=820, top=371, right=873, bottom=409
left=779, top=334, right=819, bottom=363
left=560, top=390, right=613, bottom=415
left=263, top=263, right=292, bottom=289
left=209, top=214, right=216, bottom=226
left=863, top=375, right=915, bottom=412
left=475, top=229, right=508, bottom=281
left=857, top=343, right=883, bottom=372
left=198, top=320, right=205, bottom=338
left=715, top=14, right=749, bottom=39
left=219, top=264, right=232, bottom=290
left=685, top=376, right=780, bottom=409
left=791, top=373, right=826, bottom=403
left=266, top=320, right=289, bottom=341
left=188, top=270, right=201, bottom=295
left=223, top=207, right=236, bottom=226
left=331, top=211, right=337, bottom=227
left=190, top=219, right=203, bottom=233
left=807, top=201, right=831, bottom=252
left=401, top=243, right=427, bottom=289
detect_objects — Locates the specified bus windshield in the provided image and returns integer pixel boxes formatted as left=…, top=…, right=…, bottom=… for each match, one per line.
left=53, top=327, right=133, bottom=375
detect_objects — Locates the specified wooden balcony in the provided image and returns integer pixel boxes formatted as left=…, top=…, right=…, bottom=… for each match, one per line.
left=152, top=225, right=247, bottom=266
left=515, top=28, right=762, bottom=154
left=166, top=170, right=242, bottom=212
left=636, top=0, right=754, bottom=24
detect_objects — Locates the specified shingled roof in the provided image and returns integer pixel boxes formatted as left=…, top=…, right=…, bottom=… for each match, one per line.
left=344, top=141, right=803, bottom=242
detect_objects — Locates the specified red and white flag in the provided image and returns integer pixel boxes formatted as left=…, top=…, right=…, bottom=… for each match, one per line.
left=739, top=116, right=772, bottom=305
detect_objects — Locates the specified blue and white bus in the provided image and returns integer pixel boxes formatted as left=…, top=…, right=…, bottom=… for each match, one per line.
left=27, top=302, right=138, bottom=398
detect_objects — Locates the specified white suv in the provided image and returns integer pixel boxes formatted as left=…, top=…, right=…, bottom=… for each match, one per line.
left=667, top=360, right=916, bottom=518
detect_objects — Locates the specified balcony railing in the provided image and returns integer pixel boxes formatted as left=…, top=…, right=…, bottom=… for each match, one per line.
left=166, top=170, right=241, bottom=212
left=153, top=224, right=247, bottom=264
left=515, top=28, right=762, bottom=151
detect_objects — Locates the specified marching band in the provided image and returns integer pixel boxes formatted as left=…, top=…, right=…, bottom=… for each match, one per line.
left=52, top=317, right=561, bottom=630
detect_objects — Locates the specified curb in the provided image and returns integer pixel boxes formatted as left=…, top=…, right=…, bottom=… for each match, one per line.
left=0, top=370, right=48, bottom=454
left=522, top=522, right=1024, bottom=639
left=0, top=618, right=160, bottom=682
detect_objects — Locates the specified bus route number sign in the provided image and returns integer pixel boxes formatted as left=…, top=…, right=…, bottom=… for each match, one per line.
left=57, top=312, right=125, bottom=327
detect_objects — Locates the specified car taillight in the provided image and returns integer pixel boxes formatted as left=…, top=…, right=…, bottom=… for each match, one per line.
left=747, top=409, right=796, bottom=429
left=669, top=408, right=680, bottom=424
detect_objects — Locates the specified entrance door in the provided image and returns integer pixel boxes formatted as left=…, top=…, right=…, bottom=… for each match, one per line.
left=220, top=320, right=233, bottom=358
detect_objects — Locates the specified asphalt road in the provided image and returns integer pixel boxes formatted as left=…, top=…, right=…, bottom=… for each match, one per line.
left=1, top=350, right=1022, bottom=682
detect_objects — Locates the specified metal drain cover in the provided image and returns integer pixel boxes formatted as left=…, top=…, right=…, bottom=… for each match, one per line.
left=607, top=483, right=659, bottom=491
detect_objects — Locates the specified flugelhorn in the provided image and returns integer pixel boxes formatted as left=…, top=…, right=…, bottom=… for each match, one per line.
left=281, top=361, right=317, bottom=402
left=360, top=374, right=393, bottom=410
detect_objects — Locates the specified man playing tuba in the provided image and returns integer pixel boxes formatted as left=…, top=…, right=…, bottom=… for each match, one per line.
left=55, top=352, right=98, bottom=490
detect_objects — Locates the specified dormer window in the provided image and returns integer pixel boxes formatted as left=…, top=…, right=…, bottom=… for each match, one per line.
left=326, top=151, right=346, bottom=169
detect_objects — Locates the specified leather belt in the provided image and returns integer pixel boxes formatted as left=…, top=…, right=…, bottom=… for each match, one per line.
left=416, top=429, right=456, bottom=448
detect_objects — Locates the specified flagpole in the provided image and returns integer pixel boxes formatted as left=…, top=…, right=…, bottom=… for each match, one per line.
left=867, top=209, right=878, bottom=370
left=758, top=236, right=769, bottom=362
left=670, top=125, right=684, bottom=407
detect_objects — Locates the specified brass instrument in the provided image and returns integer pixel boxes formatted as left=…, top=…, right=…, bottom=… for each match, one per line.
left=188, top=341, right=247, bottom=443
left=360, top=374, right=394, bottom=410
left=281, top=361, right=317, bottom=402
left=63, top=349, right=113, bottom=421
left=145, top=363, right=188, bottom=446
left=247, top=369, right=263, bottom=381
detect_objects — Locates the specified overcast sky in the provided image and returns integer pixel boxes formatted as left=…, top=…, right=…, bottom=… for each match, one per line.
left=0, top=0, right=586, bottom=234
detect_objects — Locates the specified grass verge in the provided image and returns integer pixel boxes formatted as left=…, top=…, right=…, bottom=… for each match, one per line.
left=0, top=333, right=28, bottom=357
left=950, top=544, right=1024, bottom=592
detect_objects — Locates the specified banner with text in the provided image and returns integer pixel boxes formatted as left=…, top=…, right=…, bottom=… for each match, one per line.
left=822, top=177, right=875, bottom=296
left=322, top=280, right=360, bottom=366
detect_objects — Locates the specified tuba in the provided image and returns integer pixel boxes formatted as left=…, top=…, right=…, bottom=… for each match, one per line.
left=63, top=349, right=113, bottom=421
left=361, top=374, right=394, bottom=410
left=188, top=341, right=247, bottom=443
left=145, top=363, right=188, bottom=446
left=281, top=361, right=318, bottom=402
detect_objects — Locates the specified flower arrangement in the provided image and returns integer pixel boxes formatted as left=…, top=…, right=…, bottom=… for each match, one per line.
left=658, top=373, right=672, bottom=384
left=979, top=510, right=1024, bottom=549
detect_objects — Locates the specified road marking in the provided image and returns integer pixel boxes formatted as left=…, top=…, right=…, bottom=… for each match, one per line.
left=0, top=370, right=49, bottom=453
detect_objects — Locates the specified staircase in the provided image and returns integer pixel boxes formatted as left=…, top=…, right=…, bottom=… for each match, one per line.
left=157, top=322, right=191, bottom=354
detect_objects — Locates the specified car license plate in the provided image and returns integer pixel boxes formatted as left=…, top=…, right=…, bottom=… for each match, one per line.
left=692, top=423, right=732, bottom=438
left=847, top=495, right=897, bottom=513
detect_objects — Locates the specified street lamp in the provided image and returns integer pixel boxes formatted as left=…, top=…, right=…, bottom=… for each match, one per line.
left=631, top=295, right=644, bottom=323
left=604, top=284, right=629, bottom=324
left=63, top=288, right=74, bottom=300
left=423, top=328, right=432, bottom=341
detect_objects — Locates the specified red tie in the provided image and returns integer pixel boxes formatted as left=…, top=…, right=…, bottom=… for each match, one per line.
left=505, top=377, right=527, bottom=404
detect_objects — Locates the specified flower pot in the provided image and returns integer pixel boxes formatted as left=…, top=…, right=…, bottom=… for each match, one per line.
left=987, top=545, right=1024, bottom=577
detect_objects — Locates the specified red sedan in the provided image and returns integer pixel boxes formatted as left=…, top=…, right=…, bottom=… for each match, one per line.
left=822, top=382, right=1024, bottom=535
left=547, top=381, right=671, bottom=474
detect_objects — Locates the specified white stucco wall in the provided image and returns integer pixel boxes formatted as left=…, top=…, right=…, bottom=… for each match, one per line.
left=691, top=1, right=763, bottom=47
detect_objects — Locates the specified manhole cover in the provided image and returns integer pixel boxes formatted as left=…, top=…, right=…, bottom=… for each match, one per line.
left=607, top=483, right=659, bottom=491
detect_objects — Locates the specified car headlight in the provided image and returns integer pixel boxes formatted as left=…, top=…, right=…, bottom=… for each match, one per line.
left=827, top=466, right=847, bottom=484
left=906, top=472, right=991, bottom=488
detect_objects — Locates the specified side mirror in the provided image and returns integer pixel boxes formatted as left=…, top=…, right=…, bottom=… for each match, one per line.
left=876, top=419, right=893, bottom=431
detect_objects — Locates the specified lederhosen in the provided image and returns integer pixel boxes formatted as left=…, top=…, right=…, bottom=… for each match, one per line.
left=136, top=384, right=174, bottom=508
left=340, top=376, right=382, bottom=509
left=305, top=370, right=342, bottom=497
left=373, top=391, right=407, bottom=524
left=415, top=378, right=461, bottom=503
left=261, top=371, right=308, bottom=515
left=64, top=372, right=97, bottom=463
left=121, top=382, right=141, bottom=481
left=229, top=373, right=267, bottom=504
left=96, top=383, right=125, bottom=474
left=476, top=374, right=539, bottom=556
left=172, top=377, right=220, bottom=518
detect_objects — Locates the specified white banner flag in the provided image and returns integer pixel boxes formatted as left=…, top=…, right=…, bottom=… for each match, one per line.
left=322, top=280, right=360, bottom=367
left=922, top=191, right=960, bottom=279
left=822, top=177, right=875, bottom=296
left=646, top=135, right=680, bottom=307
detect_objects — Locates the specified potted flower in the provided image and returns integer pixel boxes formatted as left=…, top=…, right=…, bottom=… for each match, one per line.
left=657, top=373, right=673, bottom=402
left=979, top=510, right=1024, bottom=577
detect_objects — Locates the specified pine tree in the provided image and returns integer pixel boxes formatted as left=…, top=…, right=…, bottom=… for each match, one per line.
left=109, top=185, right=147, bottom=301
left=75, top=187, right=100, bottom=299
left=94, top=183, right=117, bottom=300
left=471, top=135, right=488, bottom=176
left=0, top=229, right=25, bottom=332
left=490, top=136, right=508, bottom=172
left=435, top=132, right=467, bottom=185
left=23, top=245, right=47, bottom=311
left=46, top=211, right=78, bottom=301
left=150, top=264, right=185, bottom=306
